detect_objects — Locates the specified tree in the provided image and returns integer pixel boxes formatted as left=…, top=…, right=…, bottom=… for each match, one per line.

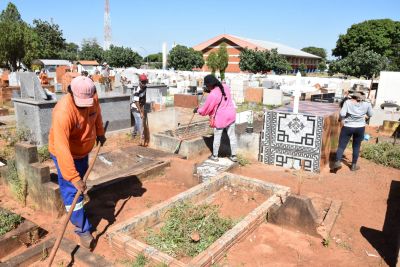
left=79, top=39, right=104, bottom=63
left=103, top=45, right=142, bottom=68
left=0, top=3, right=31, bottom=70
left=332, top=19, right=400, bottom=70
left=59, top=42, right=79, bottom=61
left=298, top=63, right=307, bottom=76
left=318, top=61, right=327, bottom=72
left=168, top=45, right=204, bottom=71
left=239, top=48, right=291, bottom=74
left=217, top=43, right=228, bottom=80
left=32, top=19, right=66, bottom=59
left=239, top=48, right=267, bottom=74
left=301, top=46, right=326, bottom=59
left=144, top=52, right=162, bottom=69
left=329, top=46, right=389, bottom=79
left=206, top=52, right=219, bottom=75
left=268, top=48, right=292, bottom=74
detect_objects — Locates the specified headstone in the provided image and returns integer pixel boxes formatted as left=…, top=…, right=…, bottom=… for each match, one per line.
left=263, top=89, right=283, bottom=106
left=17, top=72, right=48, bottom=100
left=376, top=71, right=400, bottom=106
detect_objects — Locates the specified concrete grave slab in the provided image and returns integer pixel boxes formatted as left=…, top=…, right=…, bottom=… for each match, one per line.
left=106, top=172, right=290, bottom=266
left=151, top=121, right=213, bottom=159
left=194, top=158, right=237, bottom=182
left=0, top=208, right=47, bottom=259
left=269, top=194, right=342, bottom=240
left=0, top=238, right=112, bottom=267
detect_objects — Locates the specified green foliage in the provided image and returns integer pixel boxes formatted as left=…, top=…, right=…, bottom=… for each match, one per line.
left=217, top=43, right=228, bottom=80
left=239, top=48, right=291, bottom=74
left=0, top=209, right=23, bottom=236
left=104, top=45, right=142, bottom=68
left=298, top=63, right=307, bottom=76
left=0, top=3, right=32, bottom=70
left=206, top=51, right=219, bottom=75
left=125, top=254, right=148, bottom=267
left=168, top=45, right=204, bottom=71
left=318, top=60, right=327, bottom=72
left=32, top=19, right=66, bottom=59
left=144, top=52, right=162, bottom=63
left=329, top=46, right=389, bottom=79
left=268, top=48, right=292, bottom=74
left=58, top=42, right=79, bottom=62
left=5, top=160, right=26, bottom=203
left=37, top=145, right=50, bottom=163
left=361, top=142, right=400, bottom=169
left=322, top=237, right=331, bottom=247
left=301, top=46, right=326, bottom=59
left=79, top=38, right=104, bottom=63
left=146, top=202, right=234, bottom=258
left=237, top=154, right=250, bottom=166
left=144, top=52, right=162, bottom=69
left=332, top=19, right=400, bottom=70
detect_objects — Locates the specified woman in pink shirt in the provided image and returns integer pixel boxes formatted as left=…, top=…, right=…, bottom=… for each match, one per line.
left=194, top=75, right=237, bottom=162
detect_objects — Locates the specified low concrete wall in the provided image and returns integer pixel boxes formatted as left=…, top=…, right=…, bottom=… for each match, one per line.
left=13, top=93, right=131, bottom=145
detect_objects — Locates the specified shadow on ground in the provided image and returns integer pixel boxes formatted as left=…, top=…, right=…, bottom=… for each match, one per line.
left=360, top=180, right=400, bottom=267
left=85, top=176, right=146, bottom=248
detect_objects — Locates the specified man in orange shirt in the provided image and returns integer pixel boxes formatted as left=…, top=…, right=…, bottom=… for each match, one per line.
left=48, top=76, right=106, bottom=249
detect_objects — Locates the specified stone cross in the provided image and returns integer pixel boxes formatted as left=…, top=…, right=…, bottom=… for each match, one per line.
left=293, top=71, right=302, bottom=114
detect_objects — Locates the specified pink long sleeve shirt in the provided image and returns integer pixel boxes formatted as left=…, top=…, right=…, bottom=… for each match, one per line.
left=198, top=84, right=236, bottom=128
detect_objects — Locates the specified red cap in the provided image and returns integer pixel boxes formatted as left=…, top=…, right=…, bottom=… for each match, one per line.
left=70, top=76, right=96, bottom=107
left=139, top=74, right=148, bottom=82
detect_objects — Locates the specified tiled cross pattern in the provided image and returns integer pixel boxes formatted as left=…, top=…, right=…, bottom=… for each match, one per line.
left=259, top=111, right=324, bottom=172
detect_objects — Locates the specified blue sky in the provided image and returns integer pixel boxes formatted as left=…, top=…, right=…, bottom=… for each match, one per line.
left=1, top=0, right=399, bottom=58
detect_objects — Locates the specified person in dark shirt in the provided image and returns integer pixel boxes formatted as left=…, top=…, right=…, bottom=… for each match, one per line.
left=131, top=74, right=148, bottom=145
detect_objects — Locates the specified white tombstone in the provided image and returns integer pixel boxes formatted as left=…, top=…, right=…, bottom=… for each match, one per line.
left=263, top=88, right=283, bottom=106
left=376, top=71, right=400, bottom=106
left=293, top=72, right=302, bottom=114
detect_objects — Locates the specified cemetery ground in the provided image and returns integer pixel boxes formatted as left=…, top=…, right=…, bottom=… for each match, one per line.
left=0, top=129, right=399, bottom=266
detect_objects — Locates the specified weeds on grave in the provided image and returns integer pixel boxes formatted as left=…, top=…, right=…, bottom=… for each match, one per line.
left=0, top=127, right=33, bottom=161
left=37, top=145, right=50, bottom=163
left=322, top=237, right=330, bottom=247
left=5, top=159, right=27, bottom=203
left=146, top=202, right=234, bottom=258
left=0, top=209, right=23, bottom=236
left=361, top=142, right=400, bottom=169
left=40, top=246, right=49, bottom=261
left=237, top=154, right=250, bottom=166
left=121, top=254, right=149, bottom=267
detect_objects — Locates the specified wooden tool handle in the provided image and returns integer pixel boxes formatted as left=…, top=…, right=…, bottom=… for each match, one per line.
left=47, top=121, right=109, bottom=266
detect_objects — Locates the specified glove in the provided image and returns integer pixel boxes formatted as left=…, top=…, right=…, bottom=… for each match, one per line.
left=72, top=179, right=87, bottom=193
left=96, top=135, right=106, bottom=146
left=193, top=107, right=198, bottom=114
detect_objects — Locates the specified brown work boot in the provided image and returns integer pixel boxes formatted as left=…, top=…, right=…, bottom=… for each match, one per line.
left=79, top=232, right=94, bottom=249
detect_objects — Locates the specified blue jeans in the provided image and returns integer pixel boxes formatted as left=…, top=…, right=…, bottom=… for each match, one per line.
left=335, top=126, right=365, bottom=164
left=51, top=154, right=92, bottom=235
left=132, top=110, right=143, bottom=137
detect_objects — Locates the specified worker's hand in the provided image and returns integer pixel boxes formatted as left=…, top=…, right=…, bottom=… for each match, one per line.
left=193, top=107, right=198, bottom=114
left=140, top=112, right=144, bottom=119
left=96, top=135, right=106, bottom=146
left=73, top=180, right=87, bottom=193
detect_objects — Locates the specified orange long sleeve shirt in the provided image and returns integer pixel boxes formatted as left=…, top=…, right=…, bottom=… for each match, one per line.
left=48, top=93, right=105, bottom=183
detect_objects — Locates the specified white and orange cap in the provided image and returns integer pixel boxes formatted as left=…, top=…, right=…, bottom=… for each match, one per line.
left=70, top=76, right=96, bottom=107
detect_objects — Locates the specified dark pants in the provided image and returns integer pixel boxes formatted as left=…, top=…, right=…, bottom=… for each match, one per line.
left=335, top=126, right=365, bottom=164
left=51, top=154, right=92, bottom=235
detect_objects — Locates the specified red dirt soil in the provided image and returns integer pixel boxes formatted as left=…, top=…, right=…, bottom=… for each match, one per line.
left=1, top=128, right=399, bottom=266
left=224, top=149, right=400, bottom=267
left=210, top=187, right=269, bottom=220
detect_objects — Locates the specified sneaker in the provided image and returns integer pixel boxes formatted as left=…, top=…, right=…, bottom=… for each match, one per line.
left=79, top=232, right=94, bottom=249
left=229, top=155, right=238, bottom=162
left=351, top=164, right=360, bottom=171
left=332, top=161, right=342, bottom=171
left=208, top=155, right=219, bottom=162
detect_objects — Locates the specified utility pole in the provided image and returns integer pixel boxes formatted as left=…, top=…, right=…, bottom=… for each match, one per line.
left=104, top=0, right=112, bottom=50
